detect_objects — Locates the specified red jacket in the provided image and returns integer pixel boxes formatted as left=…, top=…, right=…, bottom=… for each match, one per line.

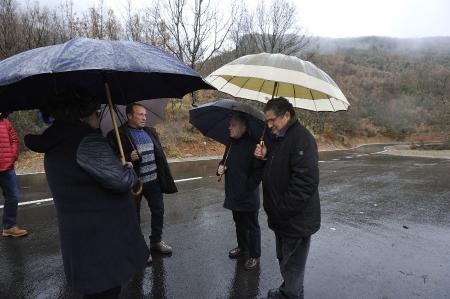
left=0, top=118, right=19, bottom=171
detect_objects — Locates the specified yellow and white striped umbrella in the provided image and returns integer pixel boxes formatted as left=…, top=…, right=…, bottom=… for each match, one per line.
left=205, top=53, right=350, bottom=112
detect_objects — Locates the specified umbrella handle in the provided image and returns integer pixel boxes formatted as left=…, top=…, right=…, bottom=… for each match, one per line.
left=105, top=82, right=126, bottom=163
left=131, top=181, right=143, bottom=197
left=218, top=143, right=232, bottom=182
left=218, top=173, right=224, bottom=182
left=104, top=82, right=144, bottom=197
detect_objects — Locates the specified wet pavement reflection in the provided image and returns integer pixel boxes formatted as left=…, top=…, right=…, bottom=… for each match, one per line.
left=1, top=144, right=449, bottom=298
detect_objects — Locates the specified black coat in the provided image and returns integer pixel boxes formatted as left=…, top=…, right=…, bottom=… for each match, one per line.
left=25, top=121, right=149, bottom=294
left=262, top=119, right=321, bottom=238
left=219, top=134, right=263, bottom=211
left=107, top=124, right=177, bottom=194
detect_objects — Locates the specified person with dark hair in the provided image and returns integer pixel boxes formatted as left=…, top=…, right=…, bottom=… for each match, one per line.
left=254, top=97, right=321, bottom=299
left=0, top=112, right=28, bottom=238
left=24, top=93, right=149, bottom=298
left=107, top=102, right=177, bottom=262
left=217, top=113, right=263, bottom=270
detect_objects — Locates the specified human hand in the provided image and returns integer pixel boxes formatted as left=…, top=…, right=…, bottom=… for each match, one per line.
left=130, top=150, right=140, bottom=161
left=217, top=164, right=227, bottom=175
left=123, top=161, right=133, bottom=168
left=254, top=143, right=267, bottom=160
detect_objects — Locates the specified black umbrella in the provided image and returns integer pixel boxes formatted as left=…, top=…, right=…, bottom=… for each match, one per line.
left=0, top=37, right=212, bottom=111
left=0, top=37, right=213, bottom=162
left=189, top=99, right=265, bottom=145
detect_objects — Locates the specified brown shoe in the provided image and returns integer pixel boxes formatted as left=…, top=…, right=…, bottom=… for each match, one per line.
left=244, top=258, right=259, bottom=270
left=2, top=226, right=28, bottom=238
left=228, top=247, right=246, bottom=258
left=150, top=241, right=172, bottom=254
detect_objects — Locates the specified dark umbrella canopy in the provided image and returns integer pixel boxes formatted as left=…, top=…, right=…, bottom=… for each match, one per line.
left=189, top=99, right=265, bottom=145
left=99, top=98, right=170, bottom=136
left=0, top=37, right=213, bottom=111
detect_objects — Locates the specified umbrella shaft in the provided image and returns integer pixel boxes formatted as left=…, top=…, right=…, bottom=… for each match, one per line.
left=105, top=82, right=125, bottom=163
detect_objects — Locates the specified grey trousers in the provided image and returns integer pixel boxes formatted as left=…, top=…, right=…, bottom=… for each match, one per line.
left=274, top=233, right=311, bottom=299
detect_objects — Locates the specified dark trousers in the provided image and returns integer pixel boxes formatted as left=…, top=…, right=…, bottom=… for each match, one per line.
left=232, top=210, right=261, bottom=258
left=83, top=286, right=121, bottom=299
left=274, top=234, right=311, bottom=299
left=0, top=169, right=19, bottom=229
left=136, top=180, right=164, bottom=244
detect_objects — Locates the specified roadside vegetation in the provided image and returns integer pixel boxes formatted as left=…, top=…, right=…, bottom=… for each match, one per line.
left=1, top=0, right=449, bottom=168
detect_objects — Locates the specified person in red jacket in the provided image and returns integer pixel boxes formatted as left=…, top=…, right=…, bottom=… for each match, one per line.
left=0, top=112, right=27, bottom=237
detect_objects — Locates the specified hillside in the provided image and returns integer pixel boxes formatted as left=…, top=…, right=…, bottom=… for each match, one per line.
left=9, top=36, right=450, bottom=164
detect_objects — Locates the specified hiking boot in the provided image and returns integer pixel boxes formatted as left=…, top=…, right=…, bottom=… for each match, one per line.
left=244, top=258, right=259, bottom=270
left=228, top=247, right=246, bottom=258
left=2, top=226, right=28, bottom=238
left=150, top=241, right=172, bottom=254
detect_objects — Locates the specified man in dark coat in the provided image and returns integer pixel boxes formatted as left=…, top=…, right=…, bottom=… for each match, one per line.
left=217, top=113, right=263, bottom=270
left=24, top=94, right=149, bottom=298
left=255, top=97, right=321, bottom=299
left=107, top=103, right=177, bottom=261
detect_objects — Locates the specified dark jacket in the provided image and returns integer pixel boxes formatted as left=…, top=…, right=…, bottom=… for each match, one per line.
left=0, top=118, right=19, bottom=172
left=262, top=119, right=321, bottom=238
left=107, top=124, right=177, bottom=194
left=24, top=121, right=149, bottom=294
left=219, top=133, right=263, bottom=211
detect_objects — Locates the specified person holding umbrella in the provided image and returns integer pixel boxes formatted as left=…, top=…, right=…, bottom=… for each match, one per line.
left=217, top=112, right=264, bottom=270
left=254, top=97, right=321, bottom=299
left=24, top=93, right=149, bottom=298
left=107, top=102, right=177, bottom=258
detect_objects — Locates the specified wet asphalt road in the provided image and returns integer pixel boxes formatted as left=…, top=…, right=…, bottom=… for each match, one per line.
left=1, top=144, right=449, bottom=299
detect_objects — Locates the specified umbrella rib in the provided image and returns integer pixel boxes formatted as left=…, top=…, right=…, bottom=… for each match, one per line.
left=309, top=89, right=318, bottom=112
left=145, top=106, right=164, bottom=122
left=292, top=84, right=297, bottom=110
left=235, top=77, right=252, bottom=98
left=327, top=95, right=337, bottom=112
left=256, top=80, right=266, bottom=101
left=217, top=75, right=236, bottom=91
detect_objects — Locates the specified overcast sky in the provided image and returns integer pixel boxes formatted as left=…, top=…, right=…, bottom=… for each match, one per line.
left=28, top=0, right=450, bottom=38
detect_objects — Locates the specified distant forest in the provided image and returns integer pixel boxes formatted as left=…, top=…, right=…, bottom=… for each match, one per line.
left=1, top=0, right=449, bottom=153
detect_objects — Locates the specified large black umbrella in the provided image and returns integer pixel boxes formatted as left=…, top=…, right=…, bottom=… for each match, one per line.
left=0, top=37, right=212, bottom=112
left=0, top=37, right=213, bottom=163
left=189, top=99, right=265, bottom=145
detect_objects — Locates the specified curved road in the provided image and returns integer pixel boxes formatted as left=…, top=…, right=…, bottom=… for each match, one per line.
left=1, top=144, right=449, bottom=299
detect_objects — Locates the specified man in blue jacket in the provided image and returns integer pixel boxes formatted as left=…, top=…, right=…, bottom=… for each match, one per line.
left=255, top=97, right=321, bottom=299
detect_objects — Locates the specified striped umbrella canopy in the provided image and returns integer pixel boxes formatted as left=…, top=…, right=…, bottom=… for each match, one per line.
left=205, top=53, right=350, bottom=112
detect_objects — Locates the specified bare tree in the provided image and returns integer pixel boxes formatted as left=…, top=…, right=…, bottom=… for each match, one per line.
left=104, top=8, right=122, bottom=40
left=254, top=0, right=311, bottom=55
left=229, top=0, right=257, bottom=58
left=20, top=1, right=54, bottom=49
left=0, top=0, right=20, bottom=58
left=153, top=0, right=232, bottom=71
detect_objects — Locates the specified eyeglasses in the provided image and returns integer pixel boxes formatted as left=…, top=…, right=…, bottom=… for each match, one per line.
left=265, top=115, right=281, bottom=125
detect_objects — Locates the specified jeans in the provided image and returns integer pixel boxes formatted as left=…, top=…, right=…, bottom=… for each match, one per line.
left=0, top=169, right=19, bottom=229
left=136, top=180, right=164, bottom=244
left=274, top=234, right=311, bottom=299
left=232, top=210, right=261, bottom=258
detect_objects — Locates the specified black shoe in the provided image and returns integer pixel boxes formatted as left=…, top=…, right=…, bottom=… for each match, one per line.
left=267, top=288, right=282, bottom=298
left=228, top=247, right=247, bottom=258
left=244, top=258, right=259, bottom=270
